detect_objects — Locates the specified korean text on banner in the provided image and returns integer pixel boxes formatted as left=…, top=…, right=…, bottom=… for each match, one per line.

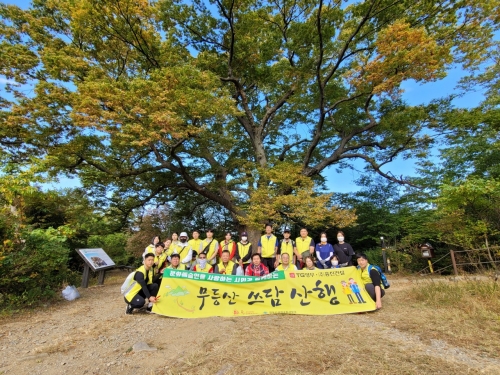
left=152, top=267, right=376, bottom=318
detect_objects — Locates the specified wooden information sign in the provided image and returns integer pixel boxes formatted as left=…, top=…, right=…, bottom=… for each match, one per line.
left=77, top=248, right=116, bottom=288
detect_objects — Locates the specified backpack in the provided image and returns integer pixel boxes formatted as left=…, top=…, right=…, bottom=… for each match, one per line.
left=368, top=265, right=390, bottom=289
left=120, top=271, right=137, bottom=296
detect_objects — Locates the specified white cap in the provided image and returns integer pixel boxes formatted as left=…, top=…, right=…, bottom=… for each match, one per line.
left=180, top=232, right=188, bottom=238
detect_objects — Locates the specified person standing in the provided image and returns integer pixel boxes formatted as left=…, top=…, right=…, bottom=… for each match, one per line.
left=257, top=223, right=278, bottom=272
left=295, top=228, right=315, bottom=269
left=334, top=231, right=355, bottom=267
left=218, top=232, right=237, bottom=259
left=165, top=232, right=179, bottom=257
left=315, top=232, right=334, bottom=269
left=144, top=235, right=161, bottom=255
left=188, top=230, right=203, bottom=259
left=125, top=253, right=159, bottom=314
left=245, top=253, right=269, bottom=276
left=276, top=228, right=296, bottom=268
left=235, top=231, right=252, bottom=271
left=170, top=232, right=193, bottom=269
left=201, top=229, right=219, bottom=267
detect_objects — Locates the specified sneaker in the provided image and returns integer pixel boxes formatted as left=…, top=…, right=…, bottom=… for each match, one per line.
left=126, top=304, right=134, bottom=315
left=146, top=306, right=153, bottom=313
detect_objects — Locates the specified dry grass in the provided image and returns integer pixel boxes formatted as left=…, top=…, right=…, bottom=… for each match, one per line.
left=155, top=313, right=496, bottom=375
left=369, top=277, right=500, bottom=358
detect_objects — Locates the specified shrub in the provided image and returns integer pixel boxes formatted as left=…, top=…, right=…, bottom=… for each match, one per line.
left=87, top=233, right=134, bottom=266
left=0, top=227, right=77, bottom=308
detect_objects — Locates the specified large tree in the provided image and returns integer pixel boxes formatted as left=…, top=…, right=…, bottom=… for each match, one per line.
left=0, top=0, right=497, bottom=232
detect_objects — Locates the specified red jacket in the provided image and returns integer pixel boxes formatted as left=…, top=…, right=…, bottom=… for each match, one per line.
left=245, top=263, right=269, bottom=276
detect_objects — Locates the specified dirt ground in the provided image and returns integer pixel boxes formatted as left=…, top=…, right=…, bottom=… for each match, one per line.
left=1, top=270, right=499, bottom=375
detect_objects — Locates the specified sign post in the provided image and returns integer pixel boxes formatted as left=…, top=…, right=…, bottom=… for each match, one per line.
left=77, top=248, right=116, bottom=288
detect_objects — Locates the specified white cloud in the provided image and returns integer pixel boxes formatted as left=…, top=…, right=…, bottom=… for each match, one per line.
left=0, top=77, right=19, bottom=85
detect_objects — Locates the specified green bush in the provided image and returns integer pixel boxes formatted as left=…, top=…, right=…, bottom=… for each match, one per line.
left=0, top=227, right=77, bottom=308
left=87, top=232, right=134, bottom=266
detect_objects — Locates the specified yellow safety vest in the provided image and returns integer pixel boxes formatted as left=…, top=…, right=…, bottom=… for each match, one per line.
left=217, top=261, right=236, bottom=275
left=194, top=263, right=212, bottom=273
left=125, top=265, right=154, bottom=302
left=167, top=263, right=186, bottom=270
left=144, top=244, right=155, bottom=254
left=154, top=252, right=167, bottom=270
left=171, top=243, right=190, bottom=260
left=166, top=241, right=179, bottom=256
left=188, top=239, right=202, bottom=254
left=296, top=236, right=313, bottom=255
left=260, top=235, right=277, bottom=258
left=359, top=264, right=382, bottom=287
left=220, top=239, right=235, bottom=252
left=202, top=239, right=218, bottom=263
left=275, top=264, right=296, bottom=272
left=279, top=240, right=295, bottom=262
left=237, top=242, right=252, bottom=264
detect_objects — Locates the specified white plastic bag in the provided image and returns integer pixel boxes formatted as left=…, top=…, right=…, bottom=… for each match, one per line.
left=62, top=285, right=80, bottom=301
left=235, top=266, right=244, bottom=276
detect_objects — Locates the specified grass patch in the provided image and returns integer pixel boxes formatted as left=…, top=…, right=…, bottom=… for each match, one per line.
left=369, top=277, right=500, bottom=358
left=408, top=279, right=500, bottom=320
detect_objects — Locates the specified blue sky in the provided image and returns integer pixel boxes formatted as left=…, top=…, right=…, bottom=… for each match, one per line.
left=1, top=0, right=488, bottom=194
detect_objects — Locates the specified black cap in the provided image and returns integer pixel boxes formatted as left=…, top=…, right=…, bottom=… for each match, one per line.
left=283, top=228, right=290, bottom=233
left=241, top=232, right=248, bottom=237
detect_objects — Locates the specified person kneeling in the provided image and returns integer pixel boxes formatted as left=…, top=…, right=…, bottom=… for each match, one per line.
left=125, top=253, right=159, bottom=314
left=356, top=253, right=385, bottom=310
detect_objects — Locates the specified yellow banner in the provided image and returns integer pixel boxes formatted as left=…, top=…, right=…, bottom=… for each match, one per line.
left=152, top=267, right=376, bottom=318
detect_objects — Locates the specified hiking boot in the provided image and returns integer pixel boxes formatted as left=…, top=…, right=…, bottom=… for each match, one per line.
left=126, top=304, right=134, bottom=315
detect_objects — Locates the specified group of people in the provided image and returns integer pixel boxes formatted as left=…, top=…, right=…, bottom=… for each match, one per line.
left=123, top=224, right=385, bottom=314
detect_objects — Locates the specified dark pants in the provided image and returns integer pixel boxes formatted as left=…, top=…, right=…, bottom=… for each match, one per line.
left=316, top=260, right=332, bottom=269
left=262, top=257, right=275, bottom=272
left=127, top=283, right=159, bottom=308
left=365, top=283, right=385, bottom=301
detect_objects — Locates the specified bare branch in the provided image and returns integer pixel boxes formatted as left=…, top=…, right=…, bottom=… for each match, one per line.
left=278, top=139, right=311, bottom=161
